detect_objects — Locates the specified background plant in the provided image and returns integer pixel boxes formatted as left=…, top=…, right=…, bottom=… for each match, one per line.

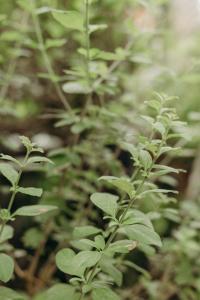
left=0, top=0, right=199, bottom=299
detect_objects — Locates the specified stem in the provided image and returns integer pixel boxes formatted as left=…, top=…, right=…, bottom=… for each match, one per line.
left=31, top=0, right=71, bottom=111
left=85, top=0, right=91, bottom=87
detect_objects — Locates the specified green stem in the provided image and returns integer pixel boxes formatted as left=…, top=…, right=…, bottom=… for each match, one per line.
left=31, top=0, right=71, bottom=111
left=85, top=0, right=91, bottom=87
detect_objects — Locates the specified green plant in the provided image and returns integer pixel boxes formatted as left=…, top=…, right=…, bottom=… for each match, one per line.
left=53, top=94, right=184, bottom=299
left=0, top=136, right=57, bottom=283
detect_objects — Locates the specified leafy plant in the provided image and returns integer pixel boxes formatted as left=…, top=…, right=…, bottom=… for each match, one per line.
left=54, top=94, right=184, bottom=299
left=0, top=136, right=57, bottom=283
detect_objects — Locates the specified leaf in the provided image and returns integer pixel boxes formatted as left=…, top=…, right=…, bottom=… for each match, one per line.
left=0, top=287, right=25, bottom=300
left=106, top=240, right=137, bottom=254
left=45, top=38, right=67, bottom=49
left=139, top=150, right=152, bottom=170
left=94, top=235, right=105, bottom=250
left=18, top=187, right=43, bottom=197
left=52, top=10, right=84, bottom=31
left=100, top=255, right=122, bottom=286
left=73, top=226, right=101, bottom=239
left=27, top=156, right=53, bottom=165
left=44, top=284, right=77, bottom=300
left=99, top=176, right=135, bottom=198
left=62, top=82, right=90, bottom=94
left=56, top=249, right=101, bottom=277
left=22, top=228, right=43, bottom=249
left=0, top=254, right=14, bottom=283
left=0, top=154, right=20, bottom=166
left=19, top=136, right=33, bottom=151
left=92, top=287, right=120, bottom=300
left=89, top=24, right=108, bottom=34
left=0, top=163, right=18, bottom=186
left=14, top=205, right=57, bottom=216
left=0, top=225, right=14, bottom=243
left=124, top=224, right=162, bottom=247
left=90, top=193, right=119, bottom=217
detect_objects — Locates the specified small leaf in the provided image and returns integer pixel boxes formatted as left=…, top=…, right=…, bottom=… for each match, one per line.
left=107, top=240, right=137, bottom=254
left=18, top=187, right=43, bottom=197
left=14, top=205, right=57, bottom=216
left=19, top=136, right=33, bottom=152
left=56, top=249, right=101, bottom=277
left=27, top=156, right=53, bottom=165
left=0, top=225, right=14, bottom=243
left=99, top=176, right=135, bottom=198
left=92, top=287, right=120, bottom=300
left=52, top=10, right=84, bottom=31
left=73, top=226, right=101, bottom=239
left=0, top=154, right=20, bottom=166
left=0, top=163, right=18, bottom=186
left=62, top=82, right=90, bottom=94
left=0, top=254, right=14, bottom=283
left=90, top=193, right=119, bottom=217
left=94, top=235, right=105, bottom=250
left=139, top=150, right=152, bottom=170
left=100, top=255, right=122, bottom=286
left=124, top=224, right=162, bottom=247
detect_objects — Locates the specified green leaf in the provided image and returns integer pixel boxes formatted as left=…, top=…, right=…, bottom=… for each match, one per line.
left=0, top=225, right=14, bottom=243
left=0, top=154, right=20, bottom=166
left=0, top=254, right=14, bottom=283
left=27, top=156, right=53, bottom=165
left=139, top=150, right=152, bottom=170
left=0, top=287, right=25, bottom=300
left=56, top=249, right=101, bottom=277
left=44, top=284, right=77, bottom=300
left=19, top=136, right=33, bottom=152
left=106, top=240, right=137, bottom=254
left=14, top=205, right=57, bottom=216
left=90, top=193, right=119, bottom=217
left=18, top=187, right=43, bottom=197
left=124, top=224, right=162, bottom=247
left=100, top=255, right=122, bottom=286
left=73, top=226, right=101, bottom=239
left=89, top=24, right=108, bottom=34
left=94, top=235, right=105, bottom=250
left=92, top=287, right=120, bottom=300
left=52, top=10, right=84, bottom=31
left=45, top=38, right=67, bottom=49
left=22, top=228, right=43, bottom=249
left=62, top=82, right=90, bottom=94
left=0, top=163, right=18, bottom=186
left=99, top=176, right=135, bottom=198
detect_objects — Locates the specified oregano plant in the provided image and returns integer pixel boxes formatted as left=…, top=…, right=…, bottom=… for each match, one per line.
left=53, top=94, right=185, bottom=299
left=0, top=136, right=57, bottom=283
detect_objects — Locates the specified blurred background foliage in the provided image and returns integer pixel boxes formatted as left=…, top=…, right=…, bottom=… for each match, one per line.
left=0, top=0, right=200, bottom=299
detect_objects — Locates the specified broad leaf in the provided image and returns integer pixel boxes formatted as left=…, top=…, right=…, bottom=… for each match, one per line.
left=14, top=205, right=57, bottom=216
left=0, top=163, right=18, bottom=186
left=52, top=10, right=84, bottom=31
left=100, top=255, right=122, bottom=286
left=90, top=193, right=119, bottom=217
left=18, top=187, right=43, bottom=197
left=0, top=253, right=14, bottom=283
